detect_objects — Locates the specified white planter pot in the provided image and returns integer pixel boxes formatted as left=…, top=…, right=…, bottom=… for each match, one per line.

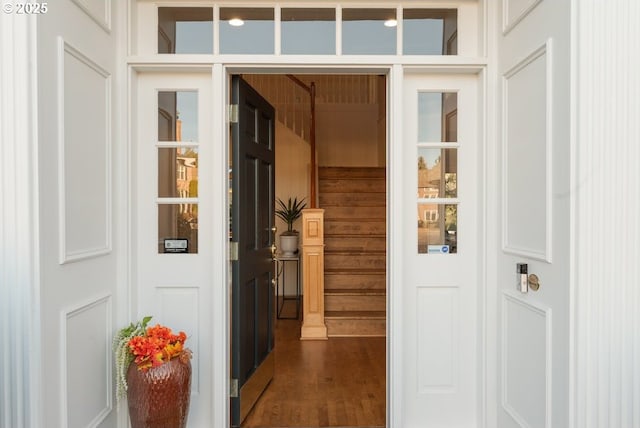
left=279, top=234, right=299, bottom=256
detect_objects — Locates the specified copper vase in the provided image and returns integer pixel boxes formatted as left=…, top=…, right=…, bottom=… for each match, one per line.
left=126, top=354, right=192, bottom=428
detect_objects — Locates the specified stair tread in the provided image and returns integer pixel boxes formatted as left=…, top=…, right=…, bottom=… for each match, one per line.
left=321, top=197, right=386, bottom=201
left=321, top=204, right=385, bottom=208
left=319, top=167, right=386, bottom=179
left=320, top=177, right=385, bottom=181
left=324, top=217, right=386, bottom=223
left=325, top=268, right=385, bottom=274
left=325, top=218, right=385, bottom=222
left=320, top=184, right=384, bottom=193
left=319, top=178, right=385, bottom=182
left=325, top=234, right=385, bottom=238
left=325, top=310, right=386, bottom=319
left=325, top=273, right=386, bottom=277
left=319, top=189, right=387, bottom=192
left=325, top=249, right=386, bottom=254
left=320, top=193, right=386, bottom=206
left=325, top=289, right=386, bottom=296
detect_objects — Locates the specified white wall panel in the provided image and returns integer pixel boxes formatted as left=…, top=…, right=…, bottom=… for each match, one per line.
left=503, top=0, right=543, bottom=34
left=156, top=287, right=200, bottom=393
left=502, top=291, right=551, bottom=427
left=574, top=2, right=640, bottom=427
left=502, top=43, right=552, bottom=261
left=71, top=0, right=111, bottom=32
left=417, top=287, right=459, bottom=392
left=58, top=39, right=112, bottom=264
left=62, top=294, right=112, bottom=428
left=36, top=2, right=119, bottom=426
left=275, top=122, right=310, bottom=295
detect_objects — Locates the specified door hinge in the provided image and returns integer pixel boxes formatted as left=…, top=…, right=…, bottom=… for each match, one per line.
left=229, top=241, right=239, bottom=261
left=230, top=378, right=239, bottom=397
left=228, top=104, right=239, bottom=123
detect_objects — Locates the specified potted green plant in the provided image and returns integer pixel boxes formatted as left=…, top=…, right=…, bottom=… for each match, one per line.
left=113, top=316, right=192, bottom=428
left=275, top=197, right=307, bottom=256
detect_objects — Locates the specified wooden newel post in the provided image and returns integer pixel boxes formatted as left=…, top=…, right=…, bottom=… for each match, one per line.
left=300, top=208, right=327, bottom=340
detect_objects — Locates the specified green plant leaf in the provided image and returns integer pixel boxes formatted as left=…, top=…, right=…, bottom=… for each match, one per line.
left=275, top=197, right=307, bottom=232
left=141, top=315, right=152, bottom=328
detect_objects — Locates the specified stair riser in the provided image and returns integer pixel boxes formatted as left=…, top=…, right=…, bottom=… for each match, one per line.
left=320, top=192, right=386, bottom=206
left=320, top=179, right=386, bottom=193
left=325, top=254, right=386, bottom=270
left=326, top=318, right=386, bottom=337
left=324, top=206, right=386, bottom=220
left=325, top=237, right=386, bottom=252
left=325, top=221, right=386, bottom=235
left=325, top=295, right=386, bottom=312
left=325, top=274, right=386, bottom=290
left=319, top=167, right=386, bottom=180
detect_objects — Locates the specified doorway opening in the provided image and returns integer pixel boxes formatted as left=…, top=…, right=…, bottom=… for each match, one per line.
left=230, top=73, right=388, bottom=428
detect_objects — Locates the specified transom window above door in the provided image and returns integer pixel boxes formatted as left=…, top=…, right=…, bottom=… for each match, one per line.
left=149, top=5, right=459, bottom=56
left=158, top=7, right=213, bottom=54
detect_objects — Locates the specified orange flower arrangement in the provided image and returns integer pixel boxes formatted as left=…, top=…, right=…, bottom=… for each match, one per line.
left=128, top=324, right=187, bottom=371
left=114, top=316, right=191, bottom=400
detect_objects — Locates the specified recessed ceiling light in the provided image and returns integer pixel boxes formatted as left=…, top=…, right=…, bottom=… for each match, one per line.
left=384, top=19, right=397, bottom=27
left=229, top=18, right=245, bottom=27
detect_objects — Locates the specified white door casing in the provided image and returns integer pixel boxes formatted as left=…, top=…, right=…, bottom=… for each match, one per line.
left=495, top=0, right=571, bottom=427
left=0, top=10, right=41, bottom=427
left=134, top=72, right=214, bottom=427
left=127, top=3, right=488, bottom=426
left=402, top=72, right=481, bottom=427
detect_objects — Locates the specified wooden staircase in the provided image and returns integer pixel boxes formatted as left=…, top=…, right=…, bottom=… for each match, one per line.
left=319, top=167, right=386, bottom=337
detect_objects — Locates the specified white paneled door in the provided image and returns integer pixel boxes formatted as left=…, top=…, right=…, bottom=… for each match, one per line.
left=402, top=73, right=480, bottom=427
left=496, top=0, right=571, bottom=427
left=135, top=72, right=214, bottom=427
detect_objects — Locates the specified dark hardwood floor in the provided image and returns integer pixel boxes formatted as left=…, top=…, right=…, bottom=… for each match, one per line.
left=242, top=313, right=386, bottom=428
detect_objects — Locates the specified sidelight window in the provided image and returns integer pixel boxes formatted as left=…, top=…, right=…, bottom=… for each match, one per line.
left=157, top=91, right=199, bottom=254
left=417, top=92, right=458, bottom=254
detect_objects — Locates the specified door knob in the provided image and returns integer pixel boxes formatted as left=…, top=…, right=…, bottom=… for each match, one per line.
left=517, top=263, right=540, bottom=292
left=528, top=274, right=540, bottom=291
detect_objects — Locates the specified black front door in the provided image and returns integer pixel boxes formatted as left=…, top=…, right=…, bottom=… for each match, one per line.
left=230, top=76, right=276, bottom=427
